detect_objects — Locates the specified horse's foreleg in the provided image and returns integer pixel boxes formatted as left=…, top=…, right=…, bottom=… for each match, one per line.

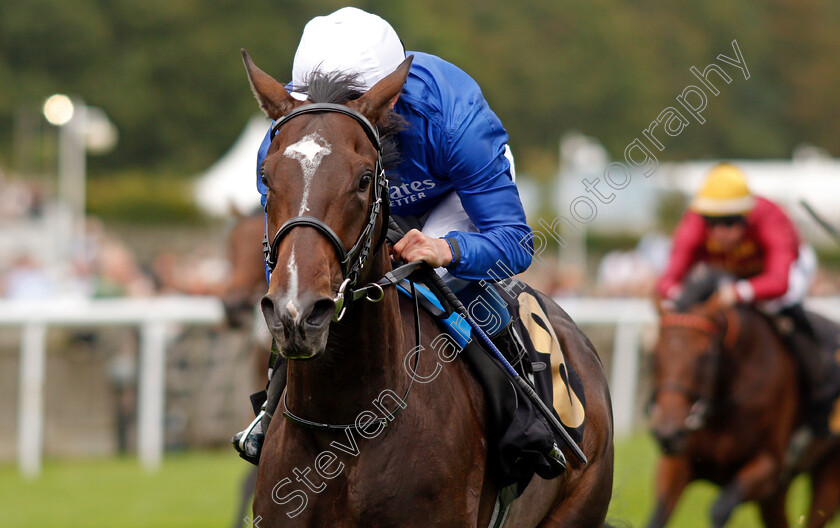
left=646, top=455, right=691, bottom=528
left=710, top=452, right=780, bottom=528
left=757, top=487, right=790, bottom=528
left=533, top=455, right=614, bottom=528
left=806, top=447, right=840, bottom=528
left=231, top=468, right=258, bottom=528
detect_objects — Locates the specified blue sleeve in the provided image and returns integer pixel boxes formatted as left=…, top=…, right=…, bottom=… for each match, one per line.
left=256, top=126, right=272, bottom=209
left=256, top=126, right=272, bottom=283
left=441, top=98, right=534, bottom=281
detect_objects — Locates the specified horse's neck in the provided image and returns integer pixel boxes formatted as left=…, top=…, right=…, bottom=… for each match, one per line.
left=722, top=307, right=785, bottom=378
left=285, top=253, right=407, bottom=423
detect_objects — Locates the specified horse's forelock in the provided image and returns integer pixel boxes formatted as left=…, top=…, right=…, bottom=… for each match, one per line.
left=298, top=71, right=406, bottom=173
left=301, top=71, right=365, bottom=105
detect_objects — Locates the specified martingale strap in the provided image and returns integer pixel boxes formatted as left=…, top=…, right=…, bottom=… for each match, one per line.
left=282, top=264, right=425, bottom=433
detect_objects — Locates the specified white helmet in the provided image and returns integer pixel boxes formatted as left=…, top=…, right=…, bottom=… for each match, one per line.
left=291, top=7, right=406, bottom=99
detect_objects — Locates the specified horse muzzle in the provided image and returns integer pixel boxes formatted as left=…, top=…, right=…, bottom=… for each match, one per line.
left=222, top=290, right=257, bottom=329
left=260, top=292, right=335, bottom=359
left=652, top=424, right=689, bottom=456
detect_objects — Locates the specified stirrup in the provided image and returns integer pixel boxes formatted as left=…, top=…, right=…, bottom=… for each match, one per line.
left=547, top=443, right=567, bottom=473
left=238, top=408, right=266, bottom=452
left=534, top=442, right=567, bottom=480
left=232, top=406, right=266, bottom=465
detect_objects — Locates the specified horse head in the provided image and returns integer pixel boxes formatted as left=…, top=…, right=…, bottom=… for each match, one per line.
left=241, top=50, right=411, bottom=360
left=649, top=294, right=733, bottom=455
left=222, top=211, right=266, bottom=328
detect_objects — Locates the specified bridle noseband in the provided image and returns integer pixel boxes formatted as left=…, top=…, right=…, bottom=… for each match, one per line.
left=262, top=103, right=390, bottom=321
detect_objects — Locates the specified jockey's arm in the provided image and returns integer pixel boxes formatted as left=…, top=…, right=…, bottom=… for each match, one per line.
left=657, top=211, right=707, bottom=299
left=738, top=204, right=799, bottom=302
left=256, top=128, right=272, bottom=283
left=433, top=98, right=533, bottom=281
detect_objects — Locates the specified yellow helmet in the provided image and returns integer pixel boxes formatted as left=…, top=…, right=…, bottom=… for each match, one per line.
left=690, top=163, right=755, bottom=217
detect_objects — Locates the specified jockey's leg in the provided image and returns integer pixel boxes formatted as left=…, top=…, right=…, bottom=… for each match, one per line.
left=776, top=304, right=840, bottom=434
left=232, top=342, right=286, bottom=465
left=762, top=245, right=840, bottom=435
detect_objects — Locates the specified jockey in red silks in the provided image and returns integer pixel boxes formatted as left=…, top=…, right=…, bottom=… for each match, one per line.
left=657, top=162, right=840, bottom=434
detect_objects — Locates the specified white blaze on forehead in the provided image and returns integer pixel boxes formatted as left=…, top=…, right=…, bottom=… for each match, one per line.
left=284, top=132, right=332, bottom=215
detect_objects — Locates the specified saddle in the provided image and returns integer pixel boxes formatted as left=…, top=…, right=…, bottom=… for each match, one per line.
left=396, top=275, right=587, bottom=489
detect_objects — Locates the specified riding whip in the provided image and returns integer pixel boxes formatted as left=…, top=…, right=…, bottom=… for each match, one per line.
left=801, top=199, right=840, bottom=246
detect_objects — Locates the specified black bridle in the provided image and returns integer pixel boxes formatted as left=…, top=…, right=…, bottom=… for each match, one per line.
left=262, top=103, right=391, bottom=321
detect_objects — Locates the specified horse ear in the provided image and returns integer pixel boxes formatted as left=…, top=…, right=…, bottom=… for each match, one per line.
left=242, top=49, right=300, bottom=120
left=350, top=55, right=413, bottom=124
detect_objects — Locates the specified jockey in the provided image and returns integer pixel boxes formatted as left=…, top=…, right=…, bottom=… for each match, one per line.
left=657, top=162, right=840, bottom=434
left=233, top=7, right=565, bottom=483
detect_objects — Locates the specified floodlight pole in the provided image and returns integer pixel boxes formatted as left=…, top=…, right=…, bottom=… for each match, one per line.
left=57, top=101, right=88, bottom=260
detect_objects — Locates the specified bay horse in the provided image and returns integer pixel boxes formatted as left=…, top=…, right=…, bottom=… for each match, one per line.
left=241, top=50, right=614, bottom=527
left=222, top=208, right=268, bottom=329
left=648, top=291, right=840, bottom=527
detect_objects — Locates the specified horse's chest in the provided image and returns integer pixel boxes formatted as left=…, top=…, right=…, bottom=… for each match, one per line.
left=258, top=427, right=479, bottom=527
left=688, top=427, right=768, bottom=478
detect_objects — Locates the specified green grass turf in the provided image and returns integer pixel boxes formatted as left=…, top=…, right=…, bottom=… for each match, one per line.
left=608, top=432, right=840, bottom=527
left=0, top=450, right=251, bottom=528
left=0, top=436, right=837, bottom=527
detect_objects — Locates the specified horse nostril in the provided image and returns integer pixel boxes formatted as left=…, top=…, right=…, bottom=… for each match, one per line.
left=261, top=296, right=280, bottom=328
left=305, top=298, right=335, bottom=329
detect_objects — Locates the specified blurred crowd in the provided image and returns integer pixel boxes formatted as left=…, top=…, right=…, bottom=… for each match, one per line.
left=1, top=172, right=837, bottom=301
left=0, top=175, right=230, bottom=300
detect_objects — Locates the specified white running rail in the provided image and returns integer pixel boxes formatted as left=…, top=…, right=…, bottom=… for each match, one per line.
left=6, top=295, right=839, bottom=476
left=1, top=296, right=224, bottom=478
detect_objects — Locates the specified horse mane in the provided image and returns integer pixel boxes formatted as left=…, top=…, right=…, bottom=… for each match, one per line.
left=674, top=265, right=735, bottom=313
left=297, top=71, right=406, bottom=173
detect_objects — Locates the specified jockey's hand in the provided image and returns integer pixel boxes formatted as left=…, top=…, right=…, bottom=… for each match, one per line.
left=706, top=283, right=738, bottom=313
left=717, top=283, right=738, bottom=307
left=390, top=229, right=453, bottom=268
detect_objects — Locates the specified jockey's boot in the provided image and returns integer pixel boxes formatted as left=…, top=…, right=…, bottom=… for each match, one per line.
left=232, top=353, right=287, bottom=465
left=777, top=305, right=840, bottom=436
left=232, top=408, right=266, bottom=465
left=489, top=325, right=567, bottom=478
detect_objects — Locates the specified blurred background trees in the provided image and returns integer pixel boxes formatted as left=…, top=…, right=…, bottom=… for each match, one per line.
left=1, top=0, right=839, bottom=219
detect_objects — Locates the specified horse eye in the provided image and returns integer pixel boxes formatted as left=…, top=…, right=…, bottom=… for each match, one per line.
left=260, top=166, right=268, bottom=186
left=358, top=172, right=372, bottom=191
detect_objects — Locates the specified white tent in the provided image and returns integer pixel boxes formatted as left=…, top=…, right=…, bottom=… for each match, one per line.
left=194, top=115, right=269, bottom=216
